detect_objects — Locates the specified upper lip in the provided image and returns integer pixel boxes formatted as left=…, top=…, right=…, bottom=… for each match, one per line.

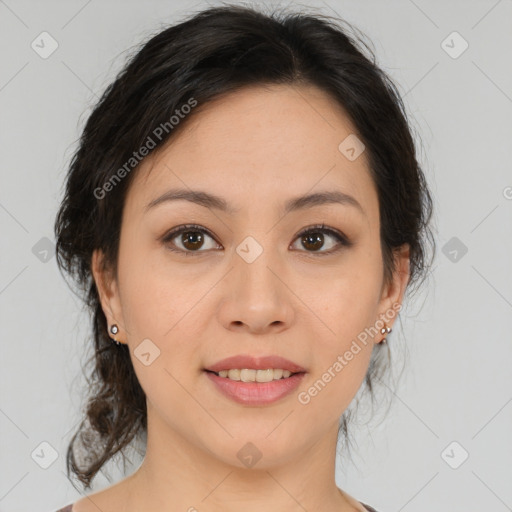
left=204, top=355, right=306, bottom=374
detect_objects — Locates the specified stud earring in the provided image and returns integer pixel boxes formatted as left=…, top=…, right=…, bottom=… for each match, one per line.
left=109, top=324, right=120, bottom=345
left=380, top=324, right=392, bottom=343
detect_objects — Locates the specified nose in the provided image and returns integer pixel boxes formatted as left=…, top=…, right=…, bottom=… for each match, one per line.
left=217, top=252, right=295, bottom=335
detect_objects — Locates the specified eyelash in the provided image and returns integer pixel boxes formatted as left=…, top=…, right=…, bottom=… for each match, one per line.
left=161, top=223, right=353, bottom=257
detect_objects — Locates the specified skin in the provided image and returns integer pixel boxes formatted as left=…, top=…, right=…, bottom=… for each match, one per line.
left=80, top=84, right=410, bottom=512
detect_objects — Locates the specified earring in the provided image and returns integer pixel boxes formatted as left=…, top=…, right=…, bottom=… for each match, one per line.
left=109, top=324, right=120, bottom=345
left=380, top=324, right=392, bottom=343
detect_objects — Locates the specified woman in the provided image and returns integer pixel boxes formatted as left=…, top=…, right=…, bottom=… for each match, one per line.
left=54, top=4, right=435, bottom=511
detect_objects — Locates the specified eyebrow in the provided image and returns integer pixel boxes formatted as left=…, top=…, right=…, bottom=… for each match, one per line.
left=145, top=188, right=365, bottom=216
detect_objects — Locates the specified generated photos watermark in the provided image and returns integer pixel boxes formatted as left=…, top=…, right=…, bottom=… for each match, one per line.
left=93, top=97, right=198, bottom=200
left=297, top=302, right=402, bottom=405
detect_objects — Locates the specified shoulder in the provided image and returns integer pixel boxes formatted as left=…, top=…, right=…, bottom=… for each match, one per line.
left=54, top=498, right=380, bottom=512
left=339, top=488, right=380, bottom=512
left=361, top=503, right=380, bottom=512
left=54, top=505, right=74, bottom=512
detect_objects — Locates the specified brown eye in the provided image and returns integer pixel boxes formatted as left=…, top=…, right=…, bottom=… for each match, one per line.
left=300, top=232, right=325, bottom=251
left=180, top=230, right=205, bottom=251
left=162, top=224, right=220, bottom=254
left=291, top=224, right=352, bottom=255
left=162, top=223, right=352, bottom=256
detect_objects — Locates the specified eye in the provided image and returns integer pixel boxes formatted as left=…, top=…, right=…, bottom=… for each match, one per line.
left=161, top=224, right=220, bottom=255
left=290, top=223, right=352, bottom=255
left=161, top=223, right=352, bottom=256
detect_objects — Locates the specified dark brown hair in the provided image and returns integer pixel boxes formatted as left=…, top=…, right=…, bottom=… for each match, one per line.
left=55, top=3, right=435, bottom=490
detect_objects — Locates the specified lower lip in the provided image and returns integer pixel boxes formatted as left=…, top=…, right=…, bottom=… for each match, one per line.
left=204, top=371, right=306, bottom=406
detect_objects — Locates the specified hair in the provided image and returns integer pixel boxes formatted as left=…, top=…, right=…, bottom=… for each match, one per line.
left=55, top=2, right=435, bottom=490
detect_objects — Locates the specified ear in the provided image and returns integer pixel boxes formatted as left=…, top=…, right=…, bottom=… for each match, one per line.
left=91, top=249, right=126, bottom=344
left=376, top=243, right=410, bottom=337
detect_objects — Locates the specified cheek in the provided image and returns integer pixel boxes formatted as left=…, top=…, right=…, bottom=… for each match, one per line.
left=319, top=261, right=383, bottom=346
left=115, top=255, right=206, bottom=412
left=297, top=293, right=377, bottom=425
left=116, top=245, right=213, bottom=381
left=307, top=260, right=382, bottom=399
left=116, top=237, right=190, bottom=336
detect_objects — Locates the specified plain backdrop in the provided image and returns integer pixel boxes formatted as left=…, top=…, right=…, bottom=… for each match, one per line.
left=1, top=1, right=511, bottom=511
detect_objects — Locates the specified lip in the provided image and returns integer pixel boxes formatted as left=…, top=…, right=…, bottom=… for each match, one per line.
left=205, top=370, right=306, bottom=406
left=204, top=354, right=306, bottom=374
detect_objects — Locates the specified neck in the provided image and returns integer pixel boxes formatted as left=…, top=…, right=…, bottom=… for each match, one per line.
left=118, top=403, right=361, bottom=512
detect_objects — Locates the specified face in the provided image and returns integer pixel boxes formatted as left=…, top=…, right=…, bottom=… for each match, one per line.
left=93, top=84, right=409, bottom=469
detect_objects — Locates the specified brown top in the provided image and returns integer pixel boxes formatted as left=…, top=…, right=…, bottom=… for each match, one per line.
left=56, top=502, right=379, bottom=511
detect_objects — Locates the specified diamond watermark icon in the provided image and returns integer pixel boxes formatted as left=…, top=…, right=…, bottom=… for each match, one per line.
left=442, top=236, right=468, bottom=263
left=31, top=441, right=59, bottom=469
left=441, top=441, right=469, bottom=469
left=31, top=31, right=59, bottom=59
left=236, top=236, right=263, bottom=264
left=338, top=134, right=365, bottom=161
left=134, top=338, right=161, bottom=366
left=237, top=442, right=263, bottom=468
left=32, top=236, right=55, bottom=263
left=441, top=31, right=469, bottom=59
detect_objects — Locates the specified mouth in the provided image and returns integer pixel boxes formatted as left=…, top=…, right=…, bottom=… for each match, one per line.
left=203, top=368, right=307, bottom=405
left=204, top=354, right=307, bottom=378
left=204, top=368, right=305, bottom=382
left=203, top=355, right=307, bottom=404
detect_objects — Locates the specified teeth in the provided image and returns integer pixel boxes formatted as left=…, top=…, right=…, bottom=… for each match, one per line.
left=216, top=369, right=294, bottom=381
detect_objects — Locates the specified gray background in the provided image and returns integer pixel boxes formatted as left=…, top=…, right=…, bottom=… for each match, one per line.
left=1, top=1, right=511, bottom=511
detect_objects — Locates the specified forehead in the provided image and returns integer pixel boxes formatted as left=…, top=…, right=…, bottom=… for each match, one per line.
left=126, top=84, right=378, bottom=221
